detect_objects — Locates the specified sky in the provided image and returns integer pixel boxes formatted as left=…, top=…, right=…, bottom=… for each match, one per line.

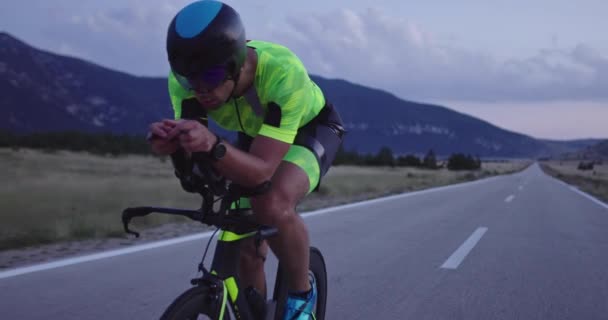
left=1, top=0, right=607, bottom=140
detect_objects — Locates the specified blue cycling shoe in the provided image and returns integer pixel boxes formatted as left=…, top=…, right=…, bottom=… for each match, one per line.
left=282, top=276, right=317, bottom=320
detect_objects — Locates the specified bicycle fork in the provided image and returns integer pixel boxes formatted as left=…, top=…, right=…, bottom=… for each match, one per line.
left=200, top=228, right=280, bottom=320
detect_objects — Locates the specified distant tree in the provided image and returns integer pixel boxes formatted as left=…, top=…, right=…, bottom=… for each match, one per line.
left=423, top=149, right=438, bottom=169
left=396, top=154, right=422, bottom=167
left=0, top=131, right=151, bottom=156
left=578, top=161, right=594, bottom=171
left=475, top=155, right=482, bottom=169
left=374, top=146, right=394, bottom=167
left=362, top=153, right=376, bottom=166
left=333, top=145, right=348, bottom=165
left=447, top=153, right=481, bottom=170
left=0, top=130, right=16, bottom=147
left=334, top=146, right=366, bottom=165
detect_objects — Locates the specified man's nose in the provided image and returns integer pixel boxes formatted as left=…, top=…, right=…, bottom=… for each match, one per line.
left=194, top=83, right=210, bottom=94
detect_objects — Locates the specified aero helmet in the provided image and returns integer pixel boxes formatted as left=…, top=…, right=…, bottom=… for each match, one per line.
left=166, top=0, right=246, bottom=85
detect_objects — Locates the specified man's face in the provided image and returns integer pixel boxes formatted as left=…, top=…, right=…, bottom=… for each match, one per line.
left=194, top=79, right=235, bottom=110
left=174, top=65, right=234, bottom=110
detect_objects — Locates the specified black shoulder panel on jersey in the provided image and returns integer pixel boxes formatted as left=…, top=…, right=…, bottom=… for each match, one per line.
left=264, top=102, right=282, bottom=127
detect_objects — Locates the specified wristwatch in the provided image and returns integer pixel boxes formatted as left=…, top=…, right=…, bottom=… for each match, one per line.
left=209, top=134, right=227, bottom=161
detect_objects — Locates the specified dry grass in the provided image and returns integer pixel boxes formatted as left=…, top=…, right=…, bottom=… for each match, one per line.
left=0, top=148, right=202, bottom=250
left=1, top=148, right=530, bottom=250
left=298, top=160, right=530, bottom=211
left=540, top=160, right=608, bottom=203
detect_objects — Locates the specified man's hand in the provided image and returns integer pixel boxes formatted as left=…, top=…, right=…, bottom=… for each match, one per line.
left=165, top=119, right=218, bottom=153
left=147, top=120, right=179, bottom=155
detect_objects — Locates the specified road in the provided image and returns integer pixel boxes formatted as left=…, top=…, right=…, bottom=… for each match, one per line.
left=1, top=163, right=608, bottom=319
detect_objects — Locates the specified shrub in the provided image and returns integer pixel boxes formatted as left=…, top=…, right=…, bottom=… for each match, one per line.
left=447, top=153, right=481, bottom=170
left=423, top=149, right=439, bottom=169
left=397, top=154, right=422, bottom=167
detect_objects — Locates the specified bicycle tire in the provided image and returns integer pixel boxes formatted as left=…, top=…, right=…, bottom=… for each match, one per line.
left=159, top=285, right=231, bottom=320
left=274, top=247, right=328, bottom=320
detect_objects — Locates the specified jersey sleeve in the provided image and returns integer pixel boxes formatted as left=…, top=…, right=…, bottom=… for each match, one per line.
left=257, top=65, right=309, bottom=144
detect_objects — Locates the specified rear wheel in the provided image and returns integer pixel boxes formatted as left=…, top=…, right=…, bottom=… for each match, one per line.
left=160, top=286, right=230, bottom=320
left=273, top=247, right=328, bottom=320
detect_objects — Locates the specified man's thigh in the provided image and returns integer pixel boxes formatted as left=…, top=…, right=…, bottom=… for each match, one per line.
left=281, top=145, right=320, bottom=196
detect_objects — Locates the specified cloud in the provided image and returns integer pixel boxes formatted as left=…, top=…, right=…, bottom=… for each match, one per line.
left=4, top=2, right=607, bottom=103
left=66, top=2, right=176, bottom=46
left=57, top=43, right=86, bottom=58
left=443, top=100, right=608, bottom=139
left=272, top=8, right=608, bottom=103
left=30, top=0, right=184, bottom=76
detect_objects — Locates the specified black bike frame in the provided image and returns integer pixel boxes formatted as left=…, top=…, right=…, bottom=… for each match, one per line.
left=122, top=151, right=281, bottom=319
left=204, top=223, right=279, bottom=319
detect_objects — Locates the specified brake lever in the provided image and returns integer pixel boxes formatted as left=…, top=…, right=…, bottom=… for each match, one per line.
left=121, top=207, right=152, bottom=238
left=123, top=220, right=140, bottom=238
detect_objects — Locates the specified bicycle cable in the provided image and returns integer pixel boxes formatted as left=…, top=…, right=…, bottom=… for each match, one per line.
left=198, top=227, right=220, bottom=273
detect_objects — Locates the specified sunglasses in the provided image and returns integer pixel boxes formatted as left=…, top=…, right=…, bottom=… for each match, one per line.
left=174, top=66, right=229, bottom=92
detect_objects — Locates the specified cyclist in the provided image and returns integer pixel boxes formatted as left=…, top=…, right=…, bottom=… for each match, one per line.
left=147, top=1, right=345, bottom=319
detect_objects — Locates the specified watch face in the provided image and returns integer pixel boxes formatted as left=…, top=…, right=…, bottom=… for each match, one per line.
left=213, top=143, right=227, bottom=159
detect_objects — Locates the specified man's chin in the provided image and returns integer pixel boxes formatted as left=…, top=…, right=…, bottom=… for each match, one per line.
left=198, top=99, right=222, bottom=110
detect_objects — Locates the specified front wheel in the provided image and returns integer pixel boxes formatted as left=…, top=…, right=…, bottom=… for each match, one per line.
left=160, top=285, right=230, bottom=320
left=273, top=247, right=328, bottom=320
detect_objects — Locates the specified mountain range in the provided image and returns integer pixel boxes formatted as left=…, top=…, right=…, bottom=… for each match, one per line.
left=557, top=140, right=608, bottom=160
left=0, top=32, right=602, bottom=158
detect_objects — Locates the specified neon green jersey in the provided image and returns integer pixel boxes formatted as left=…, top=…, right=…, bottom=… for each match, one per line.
left=168, top=40, right=326, bottom=144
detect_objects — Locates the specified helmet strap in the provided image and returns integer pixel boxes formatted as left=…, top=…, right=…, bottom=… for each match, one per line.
left=219, top=71, right=240, bottom=104
left=230, top=71, right=241, bottom=97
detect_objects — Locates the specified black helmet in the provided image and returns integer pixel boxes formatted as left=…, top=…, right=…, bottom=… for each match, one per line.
left=166, top=0, right=246, bottom=81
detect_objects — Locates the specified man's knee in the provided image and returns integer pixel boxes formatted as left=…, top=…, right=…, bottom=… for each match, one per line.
left=250, top=189, right=295, bottom=227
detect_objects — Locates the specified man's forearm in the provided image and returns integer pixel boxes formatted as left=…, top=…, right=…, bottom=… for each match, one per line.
left=211, top=142, right=274, bottom=187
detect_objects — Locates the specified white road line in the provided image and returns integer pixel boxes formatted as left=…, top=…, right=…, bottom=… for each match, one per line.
left=0, top=233, right=216, bottom=280
left=569, top=186, right=608, bottom=210
left=542, top=171, right=608, bottom=210
left=0, top=174, right=509, bottom=280
left=505, top=195, right=515, bottom=202
left=553, top=178, right=572, bottom=188
left=441, top=227, right=488, bottom=269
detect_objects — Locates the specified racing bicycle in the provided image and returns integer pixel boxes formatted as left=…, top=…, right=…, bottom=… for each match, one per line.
left=121, top=150, right=327, bottom=319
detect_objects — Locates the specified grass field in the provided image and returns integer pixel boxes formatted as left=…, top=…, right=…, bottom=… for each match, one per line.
left=298, top=161, right=529, bottom=211
left=1, top=148, right=530, bottom=250
left=540, top=160, right=608, bottom=203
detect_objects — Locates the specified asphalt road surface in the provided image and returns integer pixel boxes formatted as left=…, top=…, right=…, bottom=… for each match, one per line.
left=1, top=163, right=607, bottom=319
